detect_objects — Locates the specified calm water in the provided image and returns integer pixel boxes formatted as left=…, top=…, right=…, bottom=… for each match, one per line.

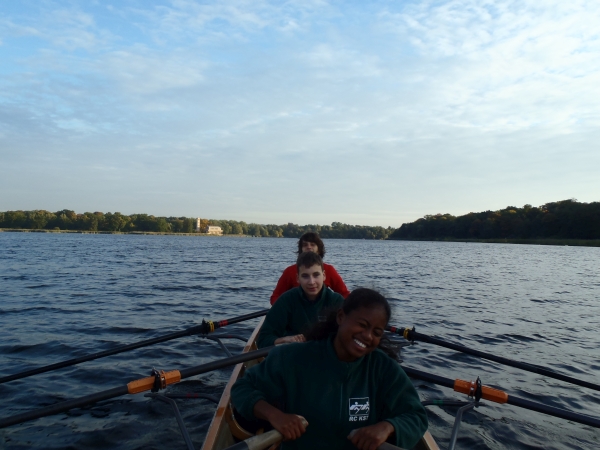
left=0, top=233, right=599, bottom=450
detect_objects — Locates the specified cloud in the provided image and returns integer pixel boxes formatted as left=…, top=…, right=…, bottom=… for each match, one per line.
left=1, top=1, right=599, bottom=225
left=100, top=49, right=206, bottom=98
left=378, top=0, right=600, bottom=134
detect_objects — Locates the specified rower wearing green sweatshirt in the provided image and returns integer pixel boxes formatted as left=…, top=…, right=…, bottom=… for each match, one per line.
left=232, top=288, right=428, bottom=450
left=257, top=251, right=344, bottom=348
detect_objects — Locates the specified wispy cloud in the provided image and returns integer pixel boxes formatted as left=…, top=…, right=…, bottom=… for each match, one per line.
left=381, top=0, right=600, bottom=133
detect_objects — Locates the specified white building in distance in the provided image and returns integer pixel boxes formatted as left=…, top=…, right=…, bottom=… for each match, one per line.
left=205, top=225, right=223, bottom=235
left=196, top=218, right=222, bottom=235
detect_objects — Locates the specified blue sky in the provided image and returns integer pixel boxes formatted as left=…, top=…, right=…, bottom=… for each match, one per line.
left=1, top=0, right=599, bottom=227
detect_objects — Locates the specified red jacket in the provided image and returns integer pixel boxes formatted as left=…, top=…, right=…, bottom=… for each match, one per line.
left=270, top=263, right=350, bottom=305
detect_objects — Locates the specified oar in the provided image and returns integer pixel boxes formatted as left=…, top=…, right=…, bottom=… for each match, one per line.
left=223, top=417, right=308, bottom=450
left=402, top=366, right=600, bottom=429
left=0, top=346, right=273, bottom=429
left=348, top=430, right=407, bottom=450
left=224, top=424, right=404, bottom=450
left=388, top=325, right=600, bottom=392
left=0, top=309, right=269, bottom=385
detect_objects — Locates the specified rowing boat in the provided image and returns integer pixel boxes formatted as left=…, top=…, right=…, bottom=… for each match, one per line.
left=201, top=317, right=440, bottom=450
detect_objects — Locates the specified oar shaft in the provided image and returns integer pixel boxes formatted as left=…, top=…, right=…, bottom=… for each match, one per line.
left=0, top=329, right=190, bottom=384
left=211, top=309, right=270, bottom=329
left=0, top=309, right=269, bottom=385
left=391, top=327, right=600, bottom=392
left=179, top=346, right=272, bottom=379
left=0, top=386, right=128, bottom=429
left=402, top=366, right=600, bottom=429
left=507, top=396, right=600, bottom=428
left=0, top=346, right=273, bottom=429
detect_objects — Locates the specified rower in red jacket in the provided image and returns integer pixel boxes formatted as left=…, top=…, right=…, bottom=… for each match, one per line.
left=270, top=232, right=350, bottom=305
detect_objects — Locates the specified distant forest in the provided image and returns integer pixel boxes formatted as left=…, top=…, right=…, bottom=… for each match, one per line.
left=0, top=210, right=394, bottom=240
left=390, top=199, right=600, bottom=240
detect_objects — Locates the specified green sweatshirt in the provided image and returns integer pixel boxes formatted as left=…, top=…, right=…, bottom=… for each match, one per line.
left=257, top=287, right=344, bottom=348
left=231, top=338, right=428, bottom=450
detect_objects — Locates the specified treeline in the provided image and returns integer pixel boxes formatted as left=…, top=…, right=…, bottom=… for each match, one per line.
left=390, top=199, right=600, bottom=240
left=0, top=210, right=394, bottom=239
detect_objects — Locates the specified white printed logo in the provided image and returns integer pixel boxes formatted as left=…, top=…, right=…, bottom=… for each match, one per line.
left=348, top=397, right=370, bottom=422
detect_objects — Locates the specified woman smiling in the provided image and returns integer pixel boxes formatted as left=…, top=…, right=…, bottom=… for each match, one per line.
left=232, top=288, right=428, bottom=450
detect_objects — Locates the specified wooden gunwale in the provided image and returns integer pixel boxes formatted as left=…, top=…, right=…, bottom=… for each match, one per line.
left=201, top=317, right=265, bottom=450
left=200, top=316, right=439, bottom=450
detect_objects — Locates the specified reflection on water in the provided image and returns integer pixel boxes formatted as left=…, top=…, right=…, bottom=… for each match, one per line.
left=0, top=233, right=599, bottom=449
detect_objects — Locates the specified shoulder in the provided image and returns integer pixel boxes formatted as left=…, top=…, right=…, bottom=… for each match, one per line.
left=276, top=286, right=302, bottom=302
left=270, top=287, right=305, bottom=310
left=323, top=288, right=344, bottom=302
left=323, top=264, right=344, bottom=281
left=367, top=349, right=403, bottom=374
left=323, top=263, right=339, bottom=273
left=268, top=340, right=323, bottom=362
left=282, top=264, right=297, bottom=275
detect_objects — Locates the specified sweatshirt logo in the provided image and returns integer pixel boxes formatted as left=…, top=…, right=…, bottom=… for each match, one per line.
left=348, top=397, right=370, bottom=422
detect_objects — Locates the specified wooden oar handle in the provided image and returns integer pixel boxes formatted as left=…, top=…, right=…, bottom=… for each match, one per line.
left=347, top=430, right=406, bottom=450
left=224, top=417, right=308, bottom=450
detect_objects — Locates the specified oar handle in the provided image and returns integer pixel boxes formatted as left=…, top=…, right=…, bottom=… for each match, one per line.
left=223, top=429, right=283, bottom=450
left=347, top=429, right=406, bottom=450
left=223, top=417, right=308, bottom=450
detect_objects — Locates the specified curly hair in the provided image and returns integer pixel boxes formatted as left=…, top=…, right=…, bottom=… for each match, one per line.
left=296, top=232, right=325, bottom=258
left=304, top=288, right=398, bottom=361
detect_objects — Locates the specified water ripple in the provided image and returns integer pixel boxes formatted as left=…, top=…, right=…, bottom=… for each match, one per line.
left=0, top=234, right=598, bottom=449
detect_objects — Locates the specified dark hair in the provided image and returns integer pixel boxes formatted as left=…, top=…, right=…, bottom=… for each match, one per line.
left=304, top=288, right=397, bottom=360
left=297, top=232, right=325, bottom=258
left=296, top=251, right=324, bottom=272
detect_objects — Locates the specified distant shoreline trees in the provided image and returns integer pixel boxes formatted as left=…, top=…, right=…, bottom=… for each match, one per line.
left=4, top=200, right=598, bottom=241
left=389, top=199, right=600, bottom=241
left=0, top=210, right=394, bottom=240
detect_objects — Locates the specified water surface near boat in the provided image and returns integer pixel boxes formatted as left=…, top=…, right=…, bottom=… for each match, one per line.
left=0, top=233, right=599, bottom=449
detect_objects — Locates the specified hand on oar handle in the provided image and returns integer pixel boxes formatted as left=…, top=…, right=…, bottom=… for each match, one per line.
left=222, top=417, right=307, bottom=450
left=274, top=334, right=306, bottom=345
left=348, top=422, right=405, bottom=450
left=253, top=400, right=308, bottom=440
left=269, top=413, right=308, bottom=440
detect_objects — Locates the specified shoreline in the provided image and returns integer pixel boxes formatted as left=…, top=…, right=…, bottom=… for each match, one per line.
left=0, top=228, right=250, bottom=237
left=388, top=237, right=600, bottom=247
left=2, top=228, right=600, bottom=246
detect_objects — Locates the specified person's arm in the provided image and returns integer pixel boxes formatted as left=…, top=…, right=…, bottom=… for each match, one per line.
left=231, top=347, right=308, bottom=441
left=253, top=400, right=307, bottom=440
left=348, top=422, right=395, bottom=450
left=257, top=297, right=292, bottom=348
left=270, top=265, right=297, bottom=305
left=324, top=264, right=350, bottom=298
left=231, top=347, right=285, bottom=419
left=376, top=362, right=429, bottom=449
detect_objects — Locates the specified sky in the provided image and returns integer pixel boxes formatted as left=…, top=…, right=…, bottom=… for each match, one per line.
left=1, top=0, right=599, bottom=227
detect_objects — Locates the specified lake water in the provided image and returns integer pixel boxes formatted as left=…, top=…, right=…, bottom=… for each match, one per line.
left=0, top=232, right=599, bottom=449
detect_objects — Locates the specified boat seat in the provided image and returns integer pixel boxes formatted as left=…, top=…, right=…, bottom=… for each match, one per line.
left=225, top=403, right=254, bottom=441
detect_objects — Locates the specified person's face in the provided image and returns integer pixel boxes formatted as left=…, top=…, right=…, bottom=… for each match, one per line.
left=301, top=240, right=319, bottom=254
left=333, top=306, right=388, bottom=362
left=296, top=264, right=325, bottom=301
